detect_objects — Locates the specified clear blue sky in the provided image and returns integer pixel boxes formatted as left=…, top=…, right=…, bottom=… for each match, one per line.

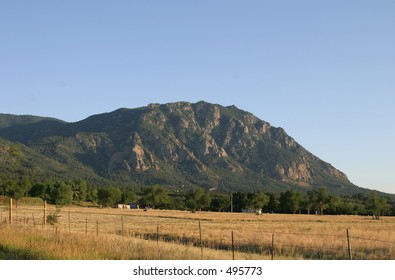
left=1, top=0, right=394, bottom=194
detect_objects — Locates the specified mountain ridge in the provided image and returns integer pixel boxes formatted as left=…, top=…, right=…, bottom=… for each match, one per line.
left=0, top=101, right=374, bottom=195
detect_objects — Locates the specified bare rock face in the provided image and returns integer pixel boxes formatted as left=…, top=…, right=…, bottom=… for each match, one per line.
left=131, top=144, right=148, bottom=171
left=276, top=162, right=311, bottom=182
left=75, top=133, right=108, bottom=152
left=197, top=138, right=228, bottom=158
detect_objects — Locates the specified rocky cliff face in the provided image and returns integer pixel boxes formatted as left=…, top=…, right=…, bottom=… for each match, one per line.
left=0, top=101, right=354, bottom=193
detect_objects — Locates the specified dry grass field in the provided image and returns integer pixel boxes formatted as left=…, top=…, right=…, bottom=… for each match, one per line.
left=1, top=203, right=394, bottom=260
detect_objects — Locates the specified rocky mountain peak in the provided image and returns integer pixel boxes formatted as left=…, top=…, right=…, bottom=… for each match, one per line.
left=0, top=101, right=356, bottom=193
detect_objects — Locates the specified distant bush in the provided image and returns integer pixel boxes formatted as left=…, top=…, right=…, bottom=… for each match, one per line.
left=0, top=196, right=43, bottom=206
left=19, top=197, right=44, bottom=206
left=46, top=209, right=61, bottom=225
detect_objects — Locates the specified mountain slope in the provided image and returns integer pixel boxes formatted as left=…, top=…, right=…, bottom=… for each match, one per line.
left=0, top=113, right=64, bottom=129
left=0, top=102, right=362, bottom=194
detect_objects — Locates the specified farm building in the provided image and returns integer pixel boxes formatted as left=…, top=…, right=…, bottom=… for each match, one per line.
left=114, top=204, right=130, bottom=209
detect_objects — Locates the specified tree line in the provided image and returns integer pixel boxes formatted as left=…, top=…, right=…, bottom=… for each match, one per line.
left=0, top=179, right=394, bottom=217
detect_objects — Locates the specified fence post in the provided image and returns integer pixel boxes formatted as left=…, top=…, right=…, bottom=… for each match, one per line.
left=96, top=220, right=99, bottom=236
left=271, top=233, right=275, bottom=260
left=231, top=231, right=235, bottom=260
left=9, top=198, right=12, bottom=225
left=199, top=221, right=203, bottom=258
left=55, top=226, right=59, bottom=242
left=43, top=200, right=46, bottom=227
left=157, top=224, right=159, bottom=246
left=68, top=211, right=71, bottom=233
left=346, top=228, right=352, bottom=260
left=32, top=213, right=36, bottom=227
left=121, top=216, right=124, bottom=237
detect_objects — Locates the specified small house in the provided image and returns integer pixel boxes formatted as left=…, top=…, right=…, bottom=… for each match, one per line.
left=114, top=204, right=131, bottom=209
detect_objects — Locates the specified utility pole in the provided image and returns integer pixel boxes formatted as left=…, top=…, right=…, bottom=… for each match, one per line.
left=230, top=193, right=233, bottom=213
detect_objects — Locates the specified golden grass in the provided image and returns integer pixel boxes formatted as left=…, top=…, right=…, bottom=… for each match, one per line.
left=1, top=204, right=394, bottom=260
left=0, top=225, right=269, bottom=260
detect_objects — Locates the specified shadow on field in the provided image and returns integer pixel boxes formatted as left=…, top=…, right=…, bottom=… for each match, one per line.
left=0, top=244, right=48, bottom=260
left=118, top=230, right=350, bottom=260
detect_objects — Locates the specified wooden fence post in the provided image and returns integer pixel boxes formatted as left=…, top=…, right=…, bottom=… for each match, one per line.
left=43, top=200, right=46, bottom=227
left=121, top=216, right=124, bottom=237
left=199, top=221, right=203, bottom=258
left=271, top=233, right=275, bottom=260
left=68, top=211, right=71, bottom=233
left=157, top=224, right=159, bottom=246
left=231, top=231, right=235, bottom=260
left=32, top=213, right=36, bottom=227
left=96, top=220, right=99, bottom=236
left=85, top=217, right=88, bottom=234
left=55, top=226, right=59, bottom=242
left=9, top=198, right=12, bottom=225
left=347, top=228, right=352, bottom=260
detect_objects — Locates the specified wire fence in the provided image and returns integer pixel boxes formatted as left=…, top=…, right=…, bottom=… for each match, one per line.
left=1, top=205, right=395, bottom=260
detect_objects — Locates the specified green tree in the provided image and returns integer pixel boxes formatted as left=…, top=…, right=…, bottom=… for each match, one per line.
left=50, top=181, right=73, bottom=207
left=121, top=189, right=138, bottom=204
left=97, top=186, right=123, bottom=207
left=210, top=193, right=231, bottom=212
left=354, top=203, right=367, bottom=215
left=336, top=199, right=354, bottom=215
left=29, top=183, right=50, bottom=200
left=9, top=144, right=21, bottom=158
left=86, top=185, right=98, bottom=203
left=0, top=181, right=5, bottom=196
left=70, top=179, right=88, bottom=202
left=328, top=195, right=342, bottom=214
left=249, top=191, right=269, bottom=212
left=8, top=144, right=22, bottom=165
left=309, top=187, right=330, bottom=215
left=390, top=200, right=395, bottom=216
left=185, top=197, right=198, bottom=212
left=305, top=191, right=315, bottom=214
left=141, top=185, right=172, bottom=209
left=368, top=191, right=390, bottom=219
left=232, top=192, right=249, bottom=212
left=265, top=192, right=280, bottom=213
left=186, top=188, right=212, bottom=211
left=5, top=179, right=31, bottom=208
left=279, top=190, right=304, bottom=214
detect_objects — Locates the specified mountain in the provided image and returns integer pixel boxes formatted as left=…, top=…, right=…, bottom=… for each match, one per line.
left=0, top=101, right=366, bottom=194
left=0, top=113, right=64, bottom=129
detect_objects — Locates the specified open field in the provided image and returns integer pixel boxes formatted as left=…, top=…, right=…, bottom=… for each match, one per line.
left=1, top=203, right=395, bottom=260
